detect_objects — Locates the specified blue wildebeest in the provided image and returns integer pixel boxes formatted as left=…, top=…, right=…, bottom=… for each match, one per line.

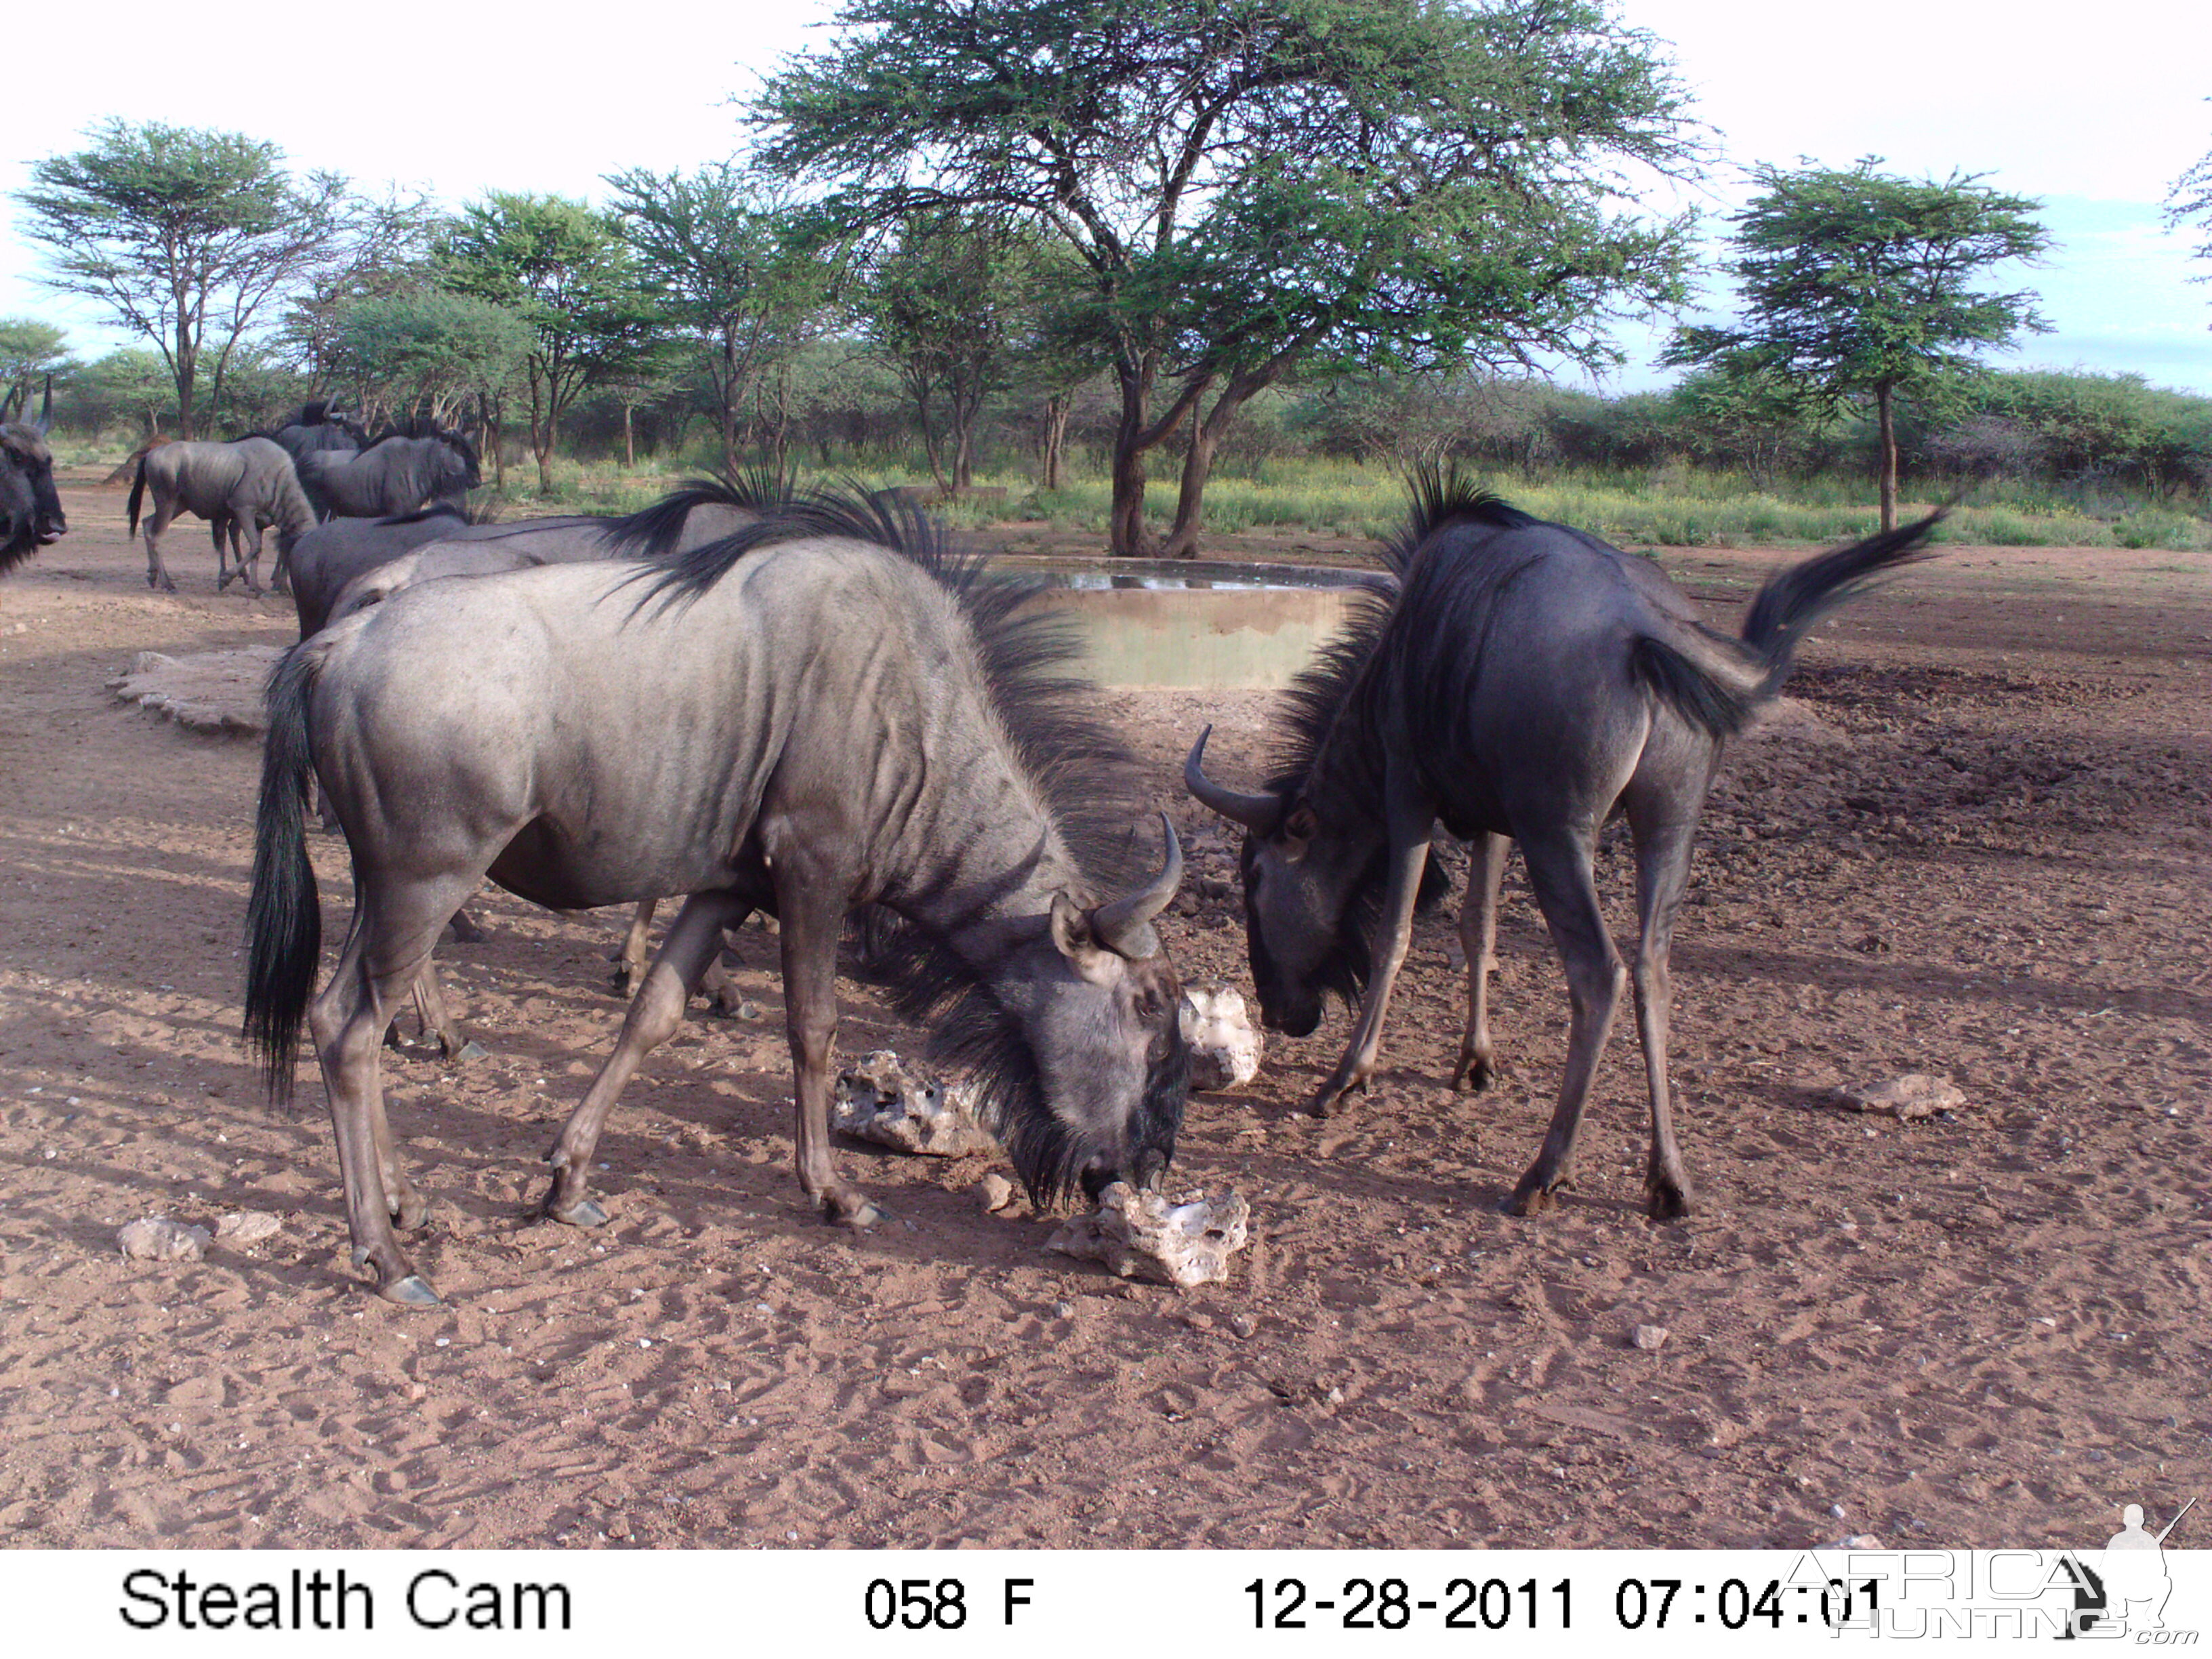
left=245, top=488, right=1191, bottom=1305
left=296, top=426, right=479, bottom=521
left=1, top=378, right=66, bottom=575
left=128, top=436, right=316, bottom=594
left=268, top=401, right=370, bottom=464
left=289, top=477, right=795, bottom=1035
left=1185, top=470, right=1941, bottom=1221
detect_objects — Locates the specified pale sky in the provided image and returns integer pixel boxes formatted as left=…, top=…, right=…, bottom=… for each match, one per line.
left=5, top=0, right=2209, bottom=392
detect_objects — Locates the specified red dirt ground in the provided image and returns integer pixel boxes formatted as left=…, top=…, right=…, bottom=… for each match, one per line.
left=0, top=475, right=2206, bottom=1549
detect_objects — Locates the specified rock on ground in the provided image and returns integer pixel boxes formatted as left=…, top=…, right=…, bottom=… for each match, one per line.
left=1826, top=1073, right=1965, bottom=1120
left=832, top=1050, right=995, bottom=1157
left=117, top=1218, right=211, bottom=1261
left=1181, top=985, right=1264, bottom=1091
left=108, top=647, right=285, bottom=734
left=1046, top=1182, right=1252, bottom=1289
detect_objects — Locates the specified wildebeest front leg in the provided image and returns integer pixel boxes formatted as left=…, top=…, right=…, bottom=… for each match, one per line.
left=779, top=887, right=882, bottom=1228
left=1507, top=830, right=1626, bottom=1216
left=611, top=898, right=658, bottom=996
left=542, top=892, right=747, bottom=1227
left=1312, top=773, right=1437, bottom=1115
left=1452, top=831, right=1509, bottom=1091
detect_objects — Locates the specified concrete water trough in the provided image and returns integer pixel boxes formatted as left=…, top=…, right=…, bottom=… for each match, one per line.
left=1014, top=559, right=1387, bottom=689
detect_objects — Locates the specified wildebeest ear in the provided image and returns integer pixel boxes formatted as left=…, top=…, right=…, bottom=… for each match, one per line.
left=1284, top=804, right=1318, bottom=846
left=1050, top=891, right=1119, bottom=983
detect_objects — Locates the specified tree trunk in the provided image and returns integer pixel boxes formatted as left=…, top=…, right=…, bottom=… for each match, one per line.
left=1876, top=382, right=1898, bottom=534
left=718, top=333, right=742, bottom=477
left=623, top=403, right=636, bottom=470
left=482, top=391, right=506, bottom=491
left=1162, top=368, right=1277, bottom=558
left=1040, top=394, right=1070, bottom=491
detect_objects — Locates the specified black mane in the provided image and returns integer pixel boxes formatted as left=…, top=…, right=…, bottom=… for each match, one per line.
left=640, top=484, right=1153, bottom=1204
left=597, top=468, right=794, bottom=561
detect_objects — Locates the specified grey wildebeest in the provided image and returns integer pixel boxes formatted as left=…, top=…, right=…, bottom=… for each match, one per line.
left=128, top=436, right=316, bottom=594
left=1185, top=470, right=1941, bottom=1221
left=245, top=488, right=1191, bottom=1305
left=1, top=378, right=66, bottom=575
left=296, top=426, right=480, bottom=521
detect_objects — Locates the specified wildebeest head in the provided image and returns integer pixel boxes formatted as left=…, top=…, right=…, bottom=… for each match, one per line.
left=931, top=817, right=1191, bottom=1203
left=0, top=378, right=66, bottom=574
left=1185, top=727, right=1387, bottom=1039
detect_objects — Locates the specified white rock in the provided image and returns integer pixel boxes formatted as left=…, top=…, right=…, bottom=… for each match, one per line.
left=1045, top=1181, right=1251, bottom=1289
left=1180, top=985, right=1263, bottom=1091
left=1826, top=1073, right=1964, bottom=1120
left=832, top=1050, right=994, bottom=1157
left=215, top=1211, right=283, bottom=1246
left=118, top=1217, right=211, bottom=1261
left=1632, top=1323, right=1670, bottom=1351
left=976, top=1174, right=1016, bottom=1213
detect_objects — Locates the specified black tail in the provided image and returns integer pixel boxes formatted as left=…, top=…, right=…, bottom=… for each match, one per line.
left=243, top=645, right=324, bottom=1105
left=1629, top=511, right=1944, bottom=742
left=126, top=453, right=148, bottom=537
left=1740, top=512, right=1944, bottom=692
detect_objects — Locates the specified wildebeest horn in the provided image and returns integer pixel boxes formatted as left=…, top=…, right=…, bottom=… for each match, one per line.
left=0, top=387, right=16, bottom=425
left=1184, top=726, right=1277, bottom=830
left=1091, top=813, right=1183, bottom=959
left=35, top=375, right=52, bottom=434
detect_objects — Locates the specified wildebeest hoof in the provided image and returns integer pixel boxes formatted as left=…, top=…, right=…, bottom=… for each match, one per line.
left=445, top=909, right=487, bottom=944
left=380, top=1274, right=442, bottom=1307
left=454, top=1039, right=490, bottom=1065
left=826, top=1193, right=884, bottom=1230
left=1644, top=1179, right=1694, bottom=1222
left=547, top=1193, right=610, bottom=1229
left=1452, top=1047, right=1497, bottom=1092
left=391, top=1191, right=430, bottom=1231
left=1506, top=1176, right=1566, bottom=1216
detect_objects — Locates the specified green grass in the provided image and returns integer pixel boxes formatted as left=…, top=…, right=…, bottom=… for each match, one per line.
left=134, top=443, right=2204, bottom=554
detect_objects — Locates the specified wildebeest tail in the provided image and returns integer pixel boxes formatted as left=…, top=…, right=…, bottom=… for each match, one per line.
left=126, top=453, right=148, bottom=537
left=243, top=643, right=323, bottom=1105
left=1631, top=511, right=1944, bottom=740
left=1740, top=512, right=1943, bottom=692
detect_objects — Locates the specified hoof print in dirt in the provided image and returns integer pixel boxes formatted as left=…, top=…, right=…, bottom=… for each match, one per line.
left=832, top=1050, right=994, bottom=1157
left=118, top=1216, right=211, bottom=1261
left=1045, top=1181, right=1251, bottom=1289
left=1824, top=1073, right=1965, bottom=1120
left=1180, top=984, right=1264, bottom=1091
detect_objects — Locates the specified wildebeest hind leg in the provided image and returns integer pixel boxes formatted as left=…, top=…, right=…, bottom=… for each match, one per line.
left=1311, top=771, right=1437, bottom=1115
left=1629, top=807, right=1701, bottom=1220
left=311, top=897, right=462, bottom=1303
left=1507, top=830, right=1625, bottom=1216
left=144, top=506, right=178, bottom=592
left=543, top=891, right=749, bottom=1228
left=1452, top=832, right=1510, bottom=1091
left=611, top=898, right=657, bottom=995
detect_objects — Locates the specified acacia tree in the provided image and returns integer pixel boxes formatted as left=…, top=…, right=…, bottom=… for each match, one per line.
left=604, top=165, right=831, bottom=474
left=439, top=193, right=665, bottom=492
left=855, top=211, right=1067, bottom=489
left=15, top=121, right=352, bottom=438
left=756, top=0, right=1700, bottom=554
left=325, top=291, right=534, bottom=430
left=2170, top=123, right=2212, bottom=294
left=0, top=319, right=77, bottom=416
left=1665, top=159, right=2051, bottom=530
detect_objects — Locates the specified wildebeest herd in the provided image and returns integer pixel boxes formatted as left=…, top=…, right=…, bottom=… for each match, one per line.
left=12, top=418, right=1946, bottom=1307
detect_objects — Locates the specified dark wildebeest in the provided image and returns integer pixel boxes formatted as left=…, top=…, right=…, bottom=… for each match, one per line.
left=1185, top=470, right=1941, bottom=1221
left=296, top=427, right=480, bottom=521
left=244, top=489, right=1191, bottom=1305
left=128, top=436, right=316, bottom=594
left=268, top=401, right=371, bottom=464
left=0, top=378, right=66, bottom=575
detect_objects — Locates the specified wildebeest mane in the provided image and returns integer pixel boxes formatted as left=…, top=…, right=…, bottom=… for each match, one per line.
left=373, top=504, right=469, bottom=529
left=597, top=468, right=794, bottom=561
left=639, top=483, right=1158, bottom=1204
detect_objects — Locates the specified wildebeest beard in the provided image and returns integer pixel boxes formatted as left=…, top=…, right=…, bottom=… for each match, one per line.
left=867, top=919, right=1191, bottom=1205
left=1242, top=782, right=1450, bottom=1018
